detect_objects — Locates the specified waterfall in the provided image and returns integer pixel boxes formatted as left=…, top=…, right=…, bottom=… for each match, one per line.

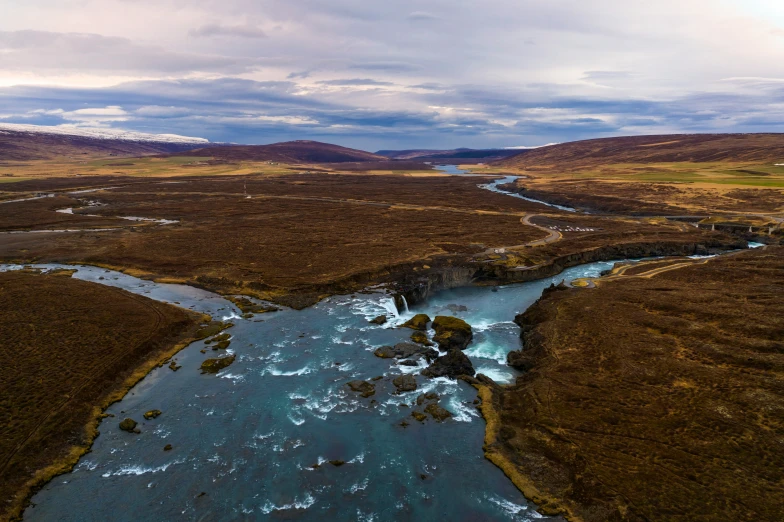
left=401, top=296, right=410, bottom=314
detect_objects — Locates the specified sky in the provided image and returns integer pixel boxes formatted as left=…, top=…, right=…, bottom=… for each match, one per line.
left=2, top=0, right=784, bottom=150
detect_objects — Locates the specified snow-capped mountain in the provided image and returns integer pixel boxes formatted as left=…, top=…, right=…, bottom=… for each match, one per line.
left=0, top=123, right=209, bottom=145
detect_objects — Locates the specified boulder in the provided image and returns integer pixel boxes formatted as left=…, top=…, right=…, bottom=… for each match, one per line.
left=163, top=444, right=173, bottom=451
left=369, top=315, right=387, bottom=325
left=143, top=409, right=162, bottom=420
left=374, top=343, right=437, bottom=361
left=425, top=403, right=452, bottom=422
left=417, top=392, right=440, bottom=405
left=432, top=316, right=473, bottom=351
left=211, top=340, right=231, bottom=350
left=119, top=418, right=138, bottom=433
left=410, top=331, right=434, bottom=346
left=401, top=314, right=431, bottom=331
left=398, top=359, right=420, bottom=367
left=200, top=355, right=236, bottom=374
left=422, top=349, right=475, bottom=378
left=411, top=411, right=427, bottom=422
left=446, top=304, right=468, bottom=313
left=392, top=374, right=417, bottom=393
left=346, top=380, right=376, bottom=398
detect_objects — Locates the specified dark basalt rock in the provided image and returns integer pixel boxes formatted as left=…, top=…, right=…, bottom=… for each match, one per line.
left=398, top=359, right=420, bottom=367
left=374, top=343, right=438, bottom=360
left=119, top=418, right=138, bottom=433
left=446, top=304, right=468, bottom=313
left=169, top=360, right=182, bottom=371
left=200, top=354, right=236, bottom=374
left=422, top=349, right=475, bottom=378
left=205, top=333, right=230, bottom=345
left=211, top=340, right=231, bottom=350
left=369, top=315, right=387, bottom=325
left=329, top=460, right=346, bottom=467
left=346, top=380, right=376, bottom=398
left=143, top=409, right=162, bottom=420
left=401, top=314, right=431, bottom=331
left=410, top=331, right=434, bottom=346
left=411, top=411, right=427, bottom=422
left=392, top=374, right=417, bottom=393
left=163, top=444, right=173, bottom=451
left=432, top=316, right=473, bottom=351
left=424, top=403, right=452, bottom=422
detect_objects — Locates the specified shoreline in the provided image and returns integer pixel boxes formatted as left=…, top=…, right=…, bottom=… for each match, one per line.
left=4, top=299, right=210, bottom=522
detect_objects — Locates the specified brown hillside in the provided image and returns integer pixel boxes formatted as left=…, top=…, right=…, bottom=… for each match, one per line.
left=485, top=247, right=784, bottom=521
left=0, top=270, right=203, bottom=521
left=496, top=133, right=784, bottom=170
left=182, top=140, right=387, bottom=163
left=0, top=130, right=203, bottom=162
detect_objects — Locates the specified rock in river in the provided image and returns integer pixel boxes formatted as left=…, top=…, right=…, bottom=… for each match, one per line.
left=119, top=418, right=139, bottom=433
left=392, top=374, right=417, bottom=393
left=432, top=316, right=473, bottom=351
left=424, top=403, right=452, bottom=422
left=401, top=314, right=431, bottom=331
left=143, top=409, right=162, bottom=420
left=369, top=315, right=387, bottom=325
left=346, top=380, right=376, bottom=398
left=200, top=354, right=236, bottom=374
left=374, top=342, right=437, bottom=361
left=410, top=331, right=434, bottom=346
left=422, top=349, right=475, bottom=378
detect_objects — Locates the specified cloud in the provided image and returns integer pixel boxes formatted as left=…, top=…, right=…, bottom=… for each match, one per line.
left=189, top=23, right=267, bottom=39
left=348, top=61, right=422, bottom=72
left=316, top=78, right=395, bottom=86
left=0, top=30, right=259, bottom=74
left=407, top=11, right=439, bottom=21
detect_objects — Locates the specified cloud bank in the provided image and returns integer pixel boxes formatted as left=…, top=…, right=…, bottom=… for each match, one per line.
left=1, top=0, right=783, bottom=149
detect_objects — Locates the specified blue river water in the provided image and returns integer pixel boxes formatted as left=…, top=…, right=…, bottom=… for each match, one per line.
left=433, top=165, right=577, bottom=212
left=3, top=260, right=631, bottom=521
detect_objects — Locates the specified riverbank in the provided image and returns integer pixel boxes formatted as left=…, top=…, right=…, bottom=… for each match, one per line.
left=0, top=270, right=208, bottom=522
left=480, top=246, right=784, bottom=521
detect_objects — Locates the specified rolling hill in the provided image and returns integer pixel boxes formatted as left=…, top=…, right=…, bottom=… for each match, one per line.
left=377, top=148, right=521, bottom=163
left=495, top=133, right=784, bottom=170
left=0, top=124, right=208, bottom=162
left=182, top=140, right=388, bottom=164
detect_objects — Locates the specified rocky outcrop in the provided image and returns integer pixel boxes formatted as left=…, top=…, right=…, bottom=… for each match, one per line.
left=199, top=354, right=236, bottom=374
left=369, top=315, right=387, bottom=325
left=374, top=343, right=438, bottom=361
left=346, top=380, right=376, bottom=398
left=392, top=374, right=417, bottom=393
left=424, top=403, right=452, bottom=422
left=401, top=314, right=431, bottom=330
left=422, top=349, right=475, bottom=378
left=410, top=331, right=434, bottom=346
left=432, top=316, right=473, bottom=351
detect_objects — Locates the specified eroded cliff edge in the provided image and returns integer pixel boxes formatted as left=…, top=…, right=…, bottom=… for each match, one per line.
left=477, top=246, right=784, bottom=522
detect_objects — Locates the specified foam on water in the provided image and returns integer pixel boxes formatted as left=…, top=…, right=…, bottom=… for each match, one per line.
left=259, top=493, right=316, bottom=515
left=101, top=459, right=186, bottom=478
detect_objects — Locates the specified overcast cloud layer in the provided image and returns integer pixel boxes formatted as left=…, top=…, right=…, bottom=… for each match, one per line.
left=2, top=0, right=784, bottom=149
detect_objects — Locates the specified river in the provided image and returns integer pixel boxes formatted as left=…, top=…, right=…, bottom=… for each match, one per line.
left=433, top=166, right=577, bottom=212
left=2, top=260, right=640, bottom=521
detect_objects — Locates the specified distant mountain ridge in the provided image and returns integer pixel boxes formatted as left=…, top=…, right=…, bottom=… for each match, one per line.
left=377, top=148, right=521, bottom=163
left=0, top=124, right=208, bottom=161
left=495, top=133, right=784, bottom=169
left=182, top=140, right=389, bottom=164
